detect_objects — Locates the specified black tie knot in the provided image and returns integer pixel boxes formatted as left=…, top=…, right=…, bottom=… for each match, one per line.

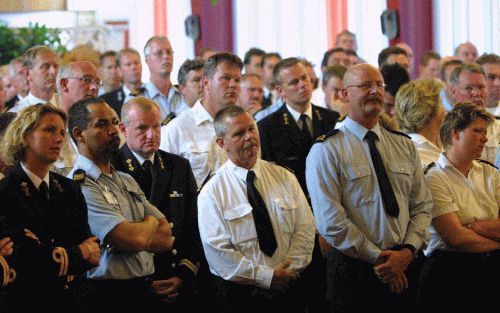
left=246, top=170, right=256, bottom=184
left=365, top=130, right=378, bottom=142
left=143, top=160, right=153, bottom=173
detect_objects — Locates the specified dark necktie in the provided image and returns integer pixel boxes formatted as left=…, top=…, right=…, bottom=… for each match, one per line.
left=142, top=160, right=153, bottom=199
left=365, top=131, right=400, bottom=217
left=39, top=181, right=50, bottom=202
left=246, top=170, right=277, bottom=256
left=299, top=114, right=312, bottom=146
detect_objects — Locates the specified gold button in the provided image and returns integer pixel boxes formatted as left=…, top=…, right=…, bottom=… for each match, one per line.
left=169, top=222, right=174, bottom=228
left=172, top=249, right=178, bottom=255
left=51, top=238, right=55, bottom=243
left=171, top=263, right=176, bottom=268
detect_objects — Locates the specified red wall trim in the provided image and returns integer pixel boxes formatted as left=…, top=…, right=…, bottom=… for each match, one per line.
left=327, top=0, right=349, bottom=48
left=154, top=0, right=167, bottom=36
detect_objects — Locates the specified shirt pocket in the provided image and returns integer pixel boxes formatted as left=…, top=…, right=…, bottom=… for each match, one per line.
left=388, top=162, right=414, bottom=195
left=223, top=204, right=257, bottom=244
left=182, top=143, right=210, bottom=173
left=273, top=198, right=296, bottom=234
left=345, top=164, right=371, bottom=181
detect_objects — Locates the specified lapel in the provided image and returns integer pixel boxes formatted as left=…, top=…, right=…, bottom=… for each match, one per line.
left=278, top=104, right=311, bottom=150
left=311, top=106, right=325, bottom=139
left=119, top=144, right=148, bottom=189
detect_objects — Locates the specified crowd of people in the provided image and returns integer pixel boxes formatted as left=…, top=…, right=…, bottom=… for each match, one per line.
left=0, top=29, right=498, bottom=313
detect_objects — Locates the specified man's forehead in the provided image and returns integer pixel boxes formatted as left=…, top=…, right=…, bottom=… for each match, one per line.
left=459, top=71, right=485, bottom=83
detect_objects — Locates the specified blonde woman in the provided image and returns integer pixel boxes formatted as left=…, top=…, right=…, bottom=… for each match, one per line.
left=0, top=104, right=99, bottom=312
left=395, top=79, right=445, bottom=168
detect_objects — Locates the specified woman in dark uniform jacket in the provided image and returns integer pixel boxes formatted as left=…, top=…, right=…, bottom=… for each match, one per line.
left=0, top=104, right=100, bottom=312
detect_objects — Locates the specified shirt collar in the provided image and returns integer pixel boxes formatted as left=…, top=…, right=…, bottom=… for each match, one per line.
left=436, top=153, right=481, bottom=172
left=227, top=158, right=263, bottom=182
left=74, top=154, right=104, bottom=181
left=27, top=92, right=48, bottom=105
left=192, top=100, right=214, bottom=126
left=285, top=103, right=313, bottom=122
left=131, top=150, right=155, bottom=166
left=20, top=162, right=50, bottom=189
left=344, top=116, right=382, bottom=141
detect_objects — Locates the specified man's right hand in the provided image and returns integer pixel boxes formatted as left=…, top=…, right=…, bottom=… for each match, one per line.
left=270, top=259, right=298, bottom=292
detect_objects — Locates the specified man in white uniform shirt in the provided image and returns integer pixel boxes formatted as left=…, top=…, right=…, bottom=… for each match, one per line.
left=10, top=45, right=59, bottom=113
left=198, top=106, right=315, bottom=313
left=160, top=52, right=243, bottom=187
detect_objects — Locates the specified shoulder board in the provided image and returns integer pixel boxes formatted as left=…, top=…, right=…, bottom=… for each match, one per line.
left=314, top=128, right=340, bottom=144
left=275, top=163, right=294, bottom=174
left=72, top=169, right=86, bottom=183
left=384, top=128, right=411, bottom=139
left=424, top=162, right=436, bottom=175
left=338, top=114, right=347, bottom=122
left=161, top=112, right=177, bottom=126
left=129, top=87, right=146, bottom=97
left=495, top=115, right=500, bottom=120
left=476, top=159, right=498, bottom=169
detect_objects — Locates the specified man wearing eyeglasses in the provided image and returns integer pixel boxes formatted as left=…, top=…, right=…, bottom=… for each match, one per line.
left=306, top=63, right=432, bottom=313
left=53, top=61, right=101, bottom=175
left=450, top=62, right=499, bottom=164
left=134, top=36, right=188, bottom=123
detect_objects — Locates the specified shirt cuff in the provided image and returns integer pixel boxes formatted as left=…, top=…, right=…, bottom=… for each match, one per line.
left=254, top=265, right=274, bottom=289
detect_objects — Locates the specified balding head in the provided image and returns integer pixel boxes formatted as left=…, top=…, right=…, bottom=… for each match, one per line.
left=58, top=61, right=100, bottom=113
left=342, top=64, right=385, bottom=128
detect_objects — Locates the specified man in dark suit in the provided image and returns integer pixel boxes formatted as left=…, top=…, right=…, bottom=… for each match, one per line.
left=111, top=96, right=201, bottom=312
left=102, top=48, right=144, bottom=116
left=258, top=57, right=339, bottom=313
left=258, top=57, right=339, bottom=194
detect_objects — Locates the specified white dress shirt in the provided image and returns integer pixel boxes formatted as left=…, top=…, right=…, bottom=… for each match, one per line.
left=424, top=153, right=500, bottom=256
left=408, top=133, right=442, bottom=168
left=160, top=100, right=227, bottom=187
left=198, top=158, right=315, bottom=289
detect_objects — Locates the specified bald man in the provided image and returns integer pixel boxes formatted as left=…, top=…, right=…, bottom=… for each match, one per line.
left=306, top=64, right=432, bottom=313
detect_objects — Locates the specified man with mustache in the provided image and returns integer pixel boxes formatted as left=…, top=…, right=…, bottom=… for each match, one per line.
left=9, top=45, right=60, bottom=113
left=133, top=36, right=187, bottom=122
left=160, top=52, right=243, bottom=188
left=67, top=97, right=174, bottom=311
left=257, top=57, right=339, bottom=312
left=52, top=61, right=101, bottom=175
left=198, top=105, right=315, bottom=313
left=111, top=97, right=201, bottom=312
left=306, top=63, right=433, bottom=313
left=450, top=62, right=499, bottom=164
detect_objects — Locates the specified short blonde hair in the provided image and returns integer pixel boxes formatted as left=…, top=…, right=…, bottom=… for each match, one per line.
left=121, top=97, right=161, bottom=126
left=395, top=79, right=443, bottom=133
left=0, top=104, right=67, bottom=165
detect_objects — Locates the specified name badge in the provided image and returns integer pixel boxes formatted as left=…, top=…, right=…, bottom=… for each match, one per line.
left=169, top=191, right=183, bottom=198
left=103, top=188, right=118, bottom=205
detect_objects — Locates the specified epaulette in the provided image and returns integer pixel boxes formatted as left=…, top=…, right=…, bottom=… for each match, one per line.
left=129, top=87, right=146, bottom=97
left=476, top=159, right=498, bottom=169
left=424, top=162, right=436, bottom=175
left=314, top=128, right=340, bottom=144
left=385, top=128, right=411, bottom=139
left=337, top=114, right=347, bottom=122
left=276, top=163, right=294, bottom=173
left=197, top=170, right=213, bottom=194
left=72, top=169, right=86, bottom=183
left=495, top=115, right=500, bottom=120
left=161, top=112, right=177, bottom=126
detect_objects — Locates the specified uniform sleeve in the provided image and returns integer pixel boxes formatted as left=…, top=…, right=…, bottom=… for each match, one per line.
left=283, top=172, right=315, bottom=272
left=306, top=142, right=382, bottom=263
left=198, top=185, right=274, bottom=289
left=160, top=121, right=177, bottom=154
left=404, top=148, right=433, bottom=249
left=257, top=120, right=275, bottom=162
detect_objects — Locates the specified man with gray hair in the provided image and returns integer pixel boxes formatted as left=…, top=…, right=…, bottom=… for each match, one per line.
left=450, top=62, right=499, bottom=164
left=129, top=36, right=187, bottom=121
left=160, top=52, right=243, bottom=187
left=3, top=57, right=30, bottom=111
left=9, top=45, right=60, bottom=113
left=198, top=105, right=315, bottom=313
left=52, top=61, right=101, bottom=175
